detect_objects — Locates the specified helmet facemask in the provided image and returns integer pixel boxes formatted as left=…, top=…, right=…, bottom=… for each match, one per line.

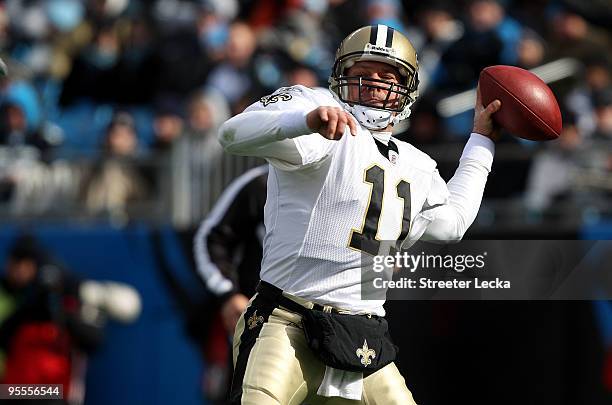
left=332, top=74, right=418, bottom=113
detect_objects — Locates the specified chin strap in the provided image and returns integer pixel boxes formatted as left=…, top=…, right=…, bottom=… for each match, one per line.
left=346, top=104, right=414, bottom=130
left=341, top=102, right=414, bottom=131
left=348, top=105, right=393, bottom=130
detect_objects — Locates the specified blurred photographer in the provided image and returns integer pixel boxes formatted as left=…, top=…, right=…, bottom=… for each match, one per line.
left=0, top=234, right=141, bottom=404
left=0, top=235, right=95, bottom=403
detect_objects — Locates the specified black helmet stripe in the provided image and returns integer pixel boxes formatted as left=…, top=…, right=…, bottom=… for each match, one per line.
left=369, top=25, right=378, bottom=45
left=386, top=27, right=394, bottom=48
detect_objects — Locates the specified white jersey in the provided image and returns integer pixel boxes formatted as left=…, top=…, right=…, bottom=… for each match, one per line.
left=219, top=85, right=494, bottom=315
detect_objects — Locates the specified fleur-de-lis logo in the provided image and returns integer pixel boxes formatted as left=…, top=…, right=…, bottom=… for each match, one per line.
left=247, top=310, right=264, bottom=330
left=260, top=92, right=292, bottom=107
left=356, top=339, right=376, bottom=367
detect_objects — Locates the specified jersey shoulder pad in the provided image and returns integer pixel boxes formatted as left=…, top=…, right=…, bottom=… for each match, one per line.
left=310, top=87, right=343, bottom=106
left=272, top=86, right=340, bottom=106
left=395, top=140, right=437, bottom=174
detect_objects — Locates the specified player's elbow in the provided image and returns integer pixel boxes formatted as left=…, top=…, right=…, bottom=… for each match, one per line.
left=433, top=228, right=464, bottom=244
left=443, top=231, right=464, bottom=244
left=445, top=218, right=469, bottom=243
left=218, top=121, right=238, bottom=153
left=423, top=218, right=467, bottom=243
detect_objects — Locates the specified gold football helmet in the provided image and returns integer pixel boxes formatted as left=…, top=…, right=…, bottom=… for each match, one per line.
left=329, top=25, right=419, bottom=128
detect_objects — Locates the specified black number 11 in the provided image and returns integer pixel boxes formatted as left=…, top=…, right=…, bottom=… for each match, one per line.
left=349, top=165, right=411, bottom=256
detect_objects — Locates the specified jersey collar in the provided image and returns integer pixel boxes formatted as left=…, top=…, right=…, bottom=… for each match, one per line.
left=370, top=130, right=392, bottom=145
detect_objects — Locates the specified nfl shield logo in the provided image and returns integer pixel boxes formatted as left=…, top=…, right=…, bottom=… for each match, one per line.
left=389, top=150, right=399, bottom=165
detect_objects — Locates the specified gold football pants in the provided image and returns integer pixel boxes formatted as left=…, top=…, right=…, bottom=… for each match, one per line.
left=229, top=294, right=417, bottom=405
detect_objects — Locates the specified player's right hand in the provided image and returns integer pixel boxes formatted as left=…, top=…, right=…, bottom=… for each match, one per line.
left=473, top=84, right=502, bottom=141
left=306, top=106, right=357, bottom=140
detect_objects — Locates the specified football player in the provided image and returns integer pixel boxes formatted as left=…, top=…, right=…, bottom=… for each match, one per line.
left=194, top=165, right=269, bottom=333
left=218, top=24, right=501, bottom=405
left=194, top=165, right=268, bottom=403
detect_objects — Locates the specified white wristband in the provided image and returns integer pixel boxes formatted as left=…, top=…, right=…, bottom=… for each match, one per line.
left=460, top=133, right=495, bottom=170
left=278, top=110, right=312, bottom=140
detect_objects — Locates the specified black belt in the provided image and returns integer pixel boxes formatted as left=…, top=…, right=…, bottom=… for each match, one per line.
left=255, top=281, right=341, bottom=315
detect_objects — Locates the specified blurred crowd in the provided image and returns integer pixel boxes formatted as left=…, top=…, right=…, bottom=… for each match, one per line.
left=0, top=0, right=610, bottom=226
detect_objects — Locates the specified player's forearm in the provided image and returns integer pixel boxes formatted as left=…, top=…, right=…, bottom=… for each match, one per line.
left=218, top=110, right=311, bottom=158
left=426, top=133, right=494, bottom=241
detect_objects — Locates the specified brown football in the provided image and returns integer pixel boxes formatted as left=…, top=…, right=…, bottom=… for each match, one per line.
left=479, top=65, right=562, bottom=141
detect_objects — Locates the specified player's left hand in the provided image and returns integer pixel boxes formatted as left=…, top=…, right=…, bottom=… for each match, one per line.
left=473, top=84, right=502, bottom=141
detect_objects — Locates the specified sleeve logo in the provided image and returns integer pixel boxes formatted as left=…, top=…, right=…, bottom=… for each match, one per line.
left=260, top=92, right=293, bottom=107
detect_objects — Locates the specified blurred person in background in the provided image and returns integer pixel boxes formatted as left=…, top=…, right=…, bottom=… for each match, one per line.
left=285, top=64, right=319, bottom=88
left=237, top=0, right=294, bottom=31
left=151, top=98, right=185, bottom=153
left=102, top=112, right=139, bottom=156
left=259, top=0, right=335, bottom=83
left=82, top=0, right=130, bottom=25
left=0, top=234, right=102, bottom=404
left=587, top=87, right=612, bottom=189
left=196, top=1, right=233, bottom=64
left=548, top=9, right=611, bottom=63
left=324, top=0, right=369, bottom=44
left=585, top=88, right=612, bottom=201
left=365, top=0, right=406, bottom=38
left=435, top=0, right=522, bottom=90
left=193, top=164, right=267, bottom=404
left=205, top=21, right=261, bottom=114
left=592, top=87, right=612, bottom=142
left=399, top=97, right=449, bottom=146
left=152, top=0, right=213, bottom=101
left=0, top=82, right=76, bottom=215
left=0, top=101, right=52, bottom=158
left=516, top=29, right=546, bottom=69
left=185, top=90, right=230, bottom=142
left=466, top=0, right=521, bottom=65
left=428, top=0, right=523, bottom=138
left=407, top=2, right=463, bottom=93
left=0, top=80, right=51, bottom=157
left=59, top=21, right=122, bottom=106
left=81, top=111, right=151, bottom=221
left=524, top=111, right=587, bottom=217
left=171, top=90, right=229, bottom=220
left=3, top=0, right=89, bottom=82
left=112, top=15, right=157, bottom=105
left=565, top=56, right=612, bottom=138
left=178, top=89, right=228, bottom=163
left=0, top=233, right=141, bottom=404
left=526, top=88, right=612, bottom=221
left=506, top=0, right=549, bottom=34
